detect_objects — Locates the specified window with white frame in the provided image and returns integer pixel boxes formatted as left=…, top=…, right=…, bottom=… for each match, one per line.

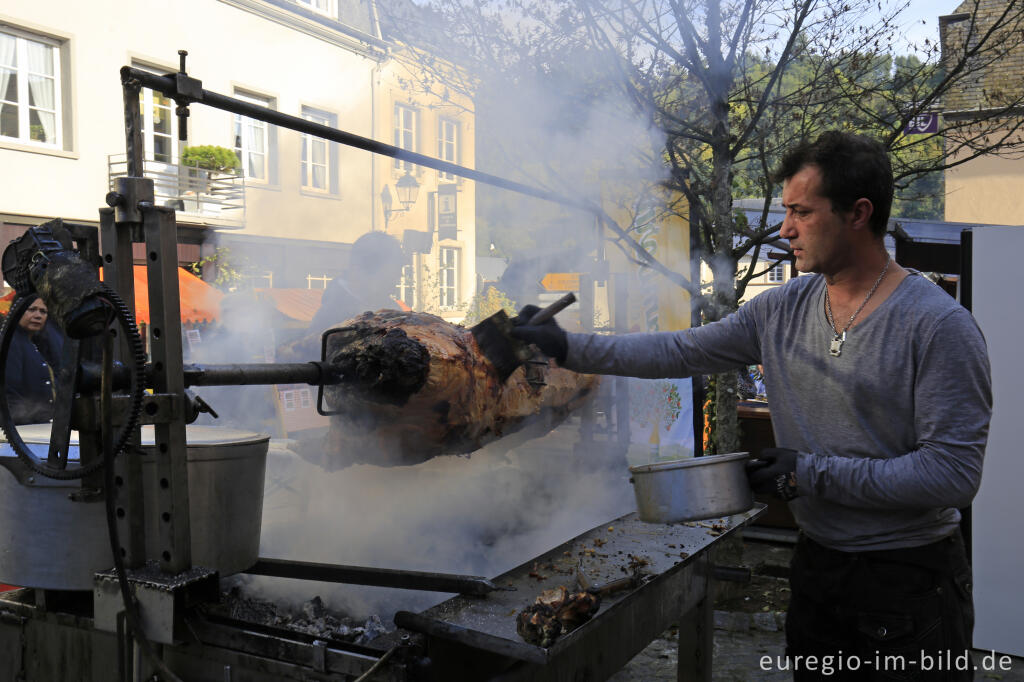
left=280, top=389, right=297, bottom=411
left=0, top=29, right=62, bottom=147
left=307, top=274, right=332, bottom=289
left=766, top=264, right=785, bottom=284
left=244, top=270, right=273, bottom=289
left=437, top=118, right=458, bottom=181
left=293, top=0, right=337, bottom=17
left=134, top=64, right=177, bottom=163
left=396, top=263, right=416, bottom=309
left=301, top=107, right=331, bottom=192
left=394, top=103, right=417, bottom=172
left=233, top=91, right=271, bottom=181
left=439, top=247, right=459, bottom=308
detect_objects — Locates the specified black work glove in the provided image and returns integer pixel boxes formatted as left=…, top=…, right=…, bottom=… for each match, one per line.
left=509, top=304, right=568, bottom=364
left=746, top=447, right=800, bottom=500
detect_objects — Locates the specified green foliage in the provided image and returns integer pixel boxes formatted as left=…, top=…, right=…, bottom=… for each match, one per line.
left=181, top=145, right=241, bottom=173
left=187, top=247, right=249, bottom=291
left=461, top=285, right=517, bottom=326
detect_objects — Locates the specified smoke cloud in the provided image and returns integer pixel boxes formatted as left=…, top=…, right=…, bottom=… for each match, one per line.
left=195, top=0, right=686, bottom=625
left=251, top=419, right=636, bottom=620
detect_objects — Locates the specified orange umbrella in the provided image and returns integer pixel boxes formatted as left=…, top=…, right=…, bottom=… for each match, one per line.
left=132, top=266, right=223, bottom=324
left=0, top=268, right=223, bottom=324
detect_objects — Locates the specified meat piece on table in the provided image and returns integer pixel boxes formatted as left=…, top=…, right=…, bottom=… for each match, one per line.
left=516, top=586, right=602, bottom=647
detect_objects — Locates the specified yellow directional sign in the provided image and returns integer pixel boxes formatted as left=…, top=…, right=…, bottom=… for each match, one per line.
left=540, top=272, right=580, bottom=291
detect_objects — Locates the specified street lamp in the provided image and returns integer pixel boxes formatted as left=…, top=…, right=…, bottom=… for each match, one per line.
left=381, top=170, right=421, bottom=228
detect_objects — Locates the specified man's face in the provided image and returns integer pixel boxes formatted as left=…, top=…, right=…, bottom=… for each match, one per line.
left=780, top=164, right=854, bottom=275
left=355, top=263, right=402, bottom=303
left=19, top=299, right=48, bottom=334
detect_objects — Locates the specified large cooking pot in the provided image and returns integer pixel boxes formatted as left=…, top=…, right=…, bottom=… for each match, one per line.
left=0, top=425, right=268, bottom=590
left=629, top=452, right=754, bottom=523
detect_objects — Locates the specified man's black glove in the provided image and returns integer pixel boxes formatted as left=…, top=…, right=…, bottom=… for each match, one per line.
left=746, top=447, right=800, bottom=500
left=509, top=304, right=568, bottom=364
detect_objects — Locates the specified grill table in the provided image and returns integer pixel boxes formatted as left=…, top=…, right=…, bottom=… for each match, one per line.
left=398, top=503, right=765, bottom=681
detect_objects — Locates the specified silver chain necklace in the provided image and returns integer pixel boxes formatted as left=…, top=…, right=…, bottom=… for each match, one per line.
left=823, top=255, right=891, bottom=357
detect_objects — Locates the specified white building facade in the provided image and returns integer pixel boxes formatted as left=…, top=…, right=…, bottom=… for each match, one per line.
left=0, top=0, right=476, bottom=319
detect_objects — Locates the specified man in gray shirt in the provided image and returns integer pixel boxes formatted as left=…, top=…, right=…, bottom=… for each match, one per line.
left=512, top=132, right=991, bottom=680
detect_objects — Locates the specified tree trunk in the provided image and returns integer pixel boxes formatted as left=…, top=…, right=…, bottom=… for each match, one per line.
left=705, top=0, right=741, bottom=455
left=714, top=370, right=740, bottom=454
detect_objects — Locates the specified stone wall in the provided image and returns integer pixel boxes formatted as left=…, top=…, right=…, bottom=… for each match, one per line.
left=941, top=0, right=1024, bottom=113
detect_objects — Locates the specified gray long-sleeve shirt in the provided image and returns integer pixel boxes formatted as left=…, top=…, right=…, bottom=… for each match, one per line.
left=564, top=272, right=992, bottom=551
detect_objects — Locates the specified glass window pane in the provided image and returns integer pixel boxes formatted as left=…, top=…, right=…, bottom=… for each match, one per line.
left=26, top=74, right=54, bottom=110
left=248, top=151, right=265, bottom=179
left=313, top=165, right=325, bottom=188
left=312, top=140, right=326, bottom=165
left=0, top=34, right=16, bottom=69
left=0, top=102, right=18, bottom=138
left=28, top=109, right=54, bottom=142
left=153, top=104, right=170, bottom=134
left=1, top=68, right=17, bottom=102
left=154, top=135, right=170, bottom=162
left=247, top=122, right=265, bottom=153
left=25, top=40, right=53, bottom=77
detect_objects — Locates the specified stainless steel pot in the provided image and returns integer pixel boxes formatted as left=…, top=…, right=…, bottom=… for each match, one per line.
left=629, top=452, right=753, bottom=523
left=0, top=425, right=268, bottom=590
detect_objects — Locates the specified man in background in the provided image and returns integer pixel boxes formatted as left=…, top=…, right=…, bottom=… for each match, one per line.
left=280, top=231, right=406, bottom=364
left=307, top=231, right=407, bottom=337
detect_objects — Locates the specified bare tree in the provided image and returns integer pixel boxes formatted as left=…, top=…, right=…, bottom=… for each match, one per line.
left=379, top=0, right=1024, bottom=453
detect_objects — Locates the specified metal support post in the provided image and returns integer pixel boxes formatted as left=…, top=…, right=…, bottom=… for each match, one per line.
left=677, top=555, right=713, bottom=682
left=100, top=206, right=146, bottom=567
left=613, top=273, right=631, bottom=450
left=142, top=205, right=192, bottom=573
left=121, top=74, right=144, bottom=179
left=577, top=273, right=596, bottom=452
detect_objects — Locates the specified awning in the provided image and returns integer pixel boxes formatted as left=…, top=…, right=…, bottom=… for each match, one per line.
left=133, top=266, right=223, bottom=324
left=255, top=288, right=412, bottom=324
left=256, top=288, right=324, bottom=324
left=0, top=267, right=223, bottom=324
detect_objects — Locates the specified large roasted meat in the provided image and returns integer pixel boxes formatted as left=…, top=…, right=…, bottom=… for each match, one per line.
left=319, top=310, right=599, bottom=467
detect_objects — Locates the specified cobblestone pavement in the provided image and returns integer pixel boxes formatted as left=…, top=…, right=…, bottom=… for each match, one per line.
left=610, top=535, right=1024, bottom=681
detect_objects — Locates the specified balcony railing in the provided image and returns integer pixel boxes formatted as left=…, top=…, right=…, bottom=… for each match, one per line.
left=108, top=154, right=246, bottom=224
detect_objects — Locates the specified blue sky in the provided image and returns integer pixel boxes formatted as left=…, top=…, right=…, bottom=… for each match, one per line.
left=898, top=1, right=961, bottom=54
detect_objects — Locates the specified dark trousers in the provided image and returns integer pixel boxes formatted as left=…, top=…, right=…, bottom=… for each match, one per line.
left=785, top=532, right=974, bottom=681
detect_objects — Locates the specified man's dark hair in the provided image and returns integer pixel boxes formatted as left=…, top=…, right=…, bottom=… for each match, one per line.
left=350, top=231, right=405, bottom=272
left=774, top=131, right=894, bottom=237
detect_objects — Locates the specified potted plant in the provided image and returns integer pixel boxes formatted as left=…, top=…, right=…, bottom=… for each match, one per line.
left=178, top=145, right=242, bottom=214
left=181, top=145, right=241, bottom=174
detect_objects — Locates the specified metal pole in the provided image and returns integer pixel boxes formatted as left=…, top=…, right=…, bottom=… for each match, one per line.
left=121, top=73, right=144, bottom=179
left=182, top=362, right=338, bottom=387
left=121, top=67, right=600, bottom=216
left=143, top=204, right=192, bottom=573
left=613, top=273, right=631, bottom=450
left=100, top=206, right=146, bottom=568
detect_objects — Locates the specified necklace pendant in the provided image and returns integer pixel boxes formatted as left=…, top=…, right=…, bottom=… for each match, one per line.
left=829, top=332, right=846, bottom=357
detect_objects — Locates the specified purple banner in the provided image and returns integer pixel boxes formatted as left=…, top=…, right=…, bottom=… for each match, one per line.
left=905, top=113, right=939, bottom=134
